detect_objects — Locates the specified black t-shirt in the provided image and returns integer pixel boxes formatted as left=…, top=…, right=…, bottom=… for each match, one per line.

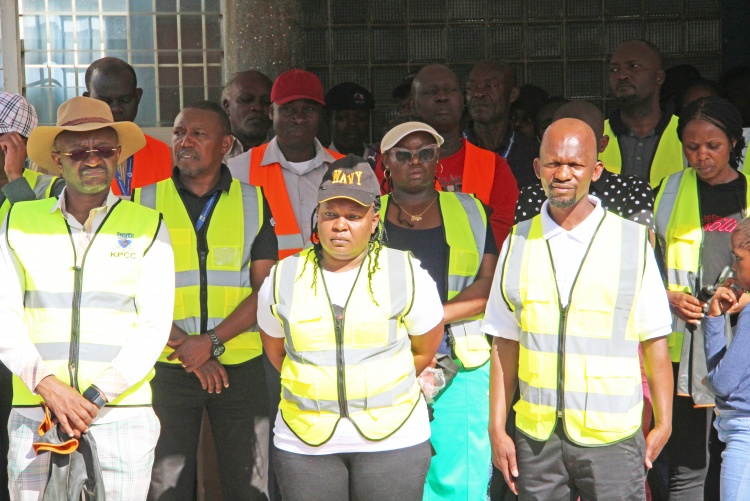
left=384, top=203, right=498, bottom=355
left=698, top=175, right=746, bottom=288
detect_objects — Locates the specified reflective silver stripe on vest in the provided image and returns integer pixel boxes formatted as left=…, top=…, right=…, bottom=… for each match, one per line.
left=284, top=336, right=413, bottom=367
left=240, top=183, right=261, bottom=269
left=447, top=193, right=486, bottom=293
left=175, top=316, right=243, bottom=335
left=282, top=366, right=417, bottom=413
left=278, top=233, right=305, bottom=251
left=609, top=219, right=643, bottom=343
left=34, top=342, right=122, bottom=362
left=501, top=219, right=532, bottom=324
left=137, top=184, right=157, bottom=209
left=275, top=253, right=304, bottom=353
left=667, top=268, right=692, bottom=290
left=32, top=175, right=55, bottom=199
left=520, top=381, right=640, bottom=414
left=654, top=170, right=684, bottom=262
left=24, top=290, right=136, bottom=311
left=175, top=269, right=247, bottom=288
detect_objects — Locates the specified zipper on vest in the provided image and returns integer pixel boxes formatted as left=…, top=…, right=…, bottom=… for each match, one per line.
left=332, top=304, right=349, bottom=418
left=69, top=265, right=83, bottom=392
left=64, top=200, right=121, bottom=392
left=199, top=250, right=208, bottom=333
left=557, top=306, right=569, bottom=419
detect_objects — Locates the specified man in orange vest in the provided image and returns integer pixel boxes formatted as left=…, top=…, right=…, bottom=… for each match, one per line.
left=374, top=64, right=519, bottom=245
left=228, top=69, right=344, bottom=259
left=82, top=57, right=172, bottom=197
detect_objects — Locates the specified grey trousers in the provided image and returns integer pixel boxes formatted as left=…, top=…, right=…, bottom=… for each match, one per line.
left=273, top=440, right=432, bottom=501
left=515, top=423, right=647, bottom=501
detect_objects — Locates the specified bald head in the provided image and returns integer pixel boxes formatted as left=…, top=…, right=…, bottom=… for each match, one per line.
left=536, top=118, right=603, bottom=212
left=411, top=64, right=463, bottom=134
left=83, top=57, right=141, bottom=122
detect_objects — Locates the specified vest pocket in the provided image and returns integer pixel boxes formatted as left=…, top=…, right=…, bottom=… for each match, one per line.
left=584, top=358, right=639, bottom=432
left=568, top=305, right=614, bottom=338
left=349, top=320, right=390, bottom=348
left=211, top=245, right=241, bottom=268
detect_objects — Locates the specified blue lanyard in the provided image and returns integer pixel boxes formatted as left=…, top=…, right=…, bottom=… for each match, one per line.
left=115, top=156, right=134, bottom=196
left=196, top=192, right=219, bottom=232
left=501, top=131, right=515, bottom=159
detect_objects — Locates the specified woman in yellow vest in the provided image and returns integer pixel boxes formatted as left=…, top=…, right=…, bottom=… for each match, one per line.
left=654, top=96, right=749, bottom=499
left=378, top=121, right=498, bottom=500
left=258, top=155, right=444, bottom=501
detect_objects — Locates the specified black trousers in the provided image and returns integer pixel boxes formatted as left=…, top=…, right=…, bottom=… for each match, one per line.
left=0, top=363, right=11, bottom=501
left=147, top=358, right=270, bottom=501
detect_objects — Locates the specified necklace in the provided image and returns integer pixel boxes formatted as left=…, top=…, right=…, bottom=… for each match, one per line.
left=391, top=194, right=438, bottom=222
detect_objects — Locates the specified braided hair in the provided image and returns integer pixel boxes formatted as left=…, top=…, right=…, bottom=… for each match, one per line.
left=298, top=196, right=386, bottom=306
left=677, top=96, right=746, bottom=169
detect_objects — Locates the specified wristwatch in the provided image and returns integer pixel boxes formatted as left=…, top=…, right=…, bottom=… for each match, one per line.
left=206, top=329, right=225, bottom=357
left=82, top=385, right=107, bottom=409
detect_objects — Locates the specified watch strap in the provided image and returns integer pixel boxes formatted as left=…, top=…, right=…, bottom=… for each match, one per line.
left=82, top=385, right=106, bottom=408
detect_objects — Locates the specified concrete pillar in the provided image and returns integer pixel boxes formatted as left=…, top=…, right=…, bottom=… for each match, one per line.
left=223, top=0, right=305, bottom=81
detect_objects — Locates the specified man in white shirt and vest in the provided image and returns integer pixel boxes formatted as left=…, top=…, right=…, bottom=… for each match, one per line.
left=0, top=96, right=174, bottom=500
left=484, top=118, right=674, bottom=500
left=602, top=39, right=685, bottom=188
left=136, top=101, right=278, bottom=501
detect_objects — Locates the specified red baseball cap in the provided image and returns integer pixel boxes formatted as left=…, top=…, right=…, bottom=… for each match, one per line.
left=271, top=69, right=325, bottom=106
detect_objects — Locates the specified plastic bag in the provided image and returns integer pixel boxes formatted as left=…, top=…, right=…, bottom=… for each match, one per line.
left=417, top=366, right=446, bottom=402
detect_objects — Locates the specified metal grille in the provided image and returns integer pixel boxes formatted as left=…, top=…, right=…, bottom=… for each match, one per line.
left=304, top=0, right=723, bottom=139
left=19, top=0, right=222, bottom=126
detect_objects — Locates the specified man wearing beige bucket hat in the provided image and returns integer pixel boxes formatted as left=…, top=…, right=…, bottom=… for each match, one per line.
left=0, top=96, right=175, bottom=500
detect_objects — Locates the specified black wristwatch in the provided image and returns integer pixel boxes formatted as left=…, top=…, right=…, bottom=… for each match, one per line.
left=83, top=385, right=107, bottom=409
left=206, top=329, right=225, bottom=357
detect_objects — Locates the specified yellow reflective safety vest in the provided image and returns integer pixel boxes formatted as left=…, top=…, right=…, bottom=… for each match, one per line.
left=654, top=168, right=750, bottom=405
left=0, top=169, right=58, bottom=220
left=6, top=198, right=162, bottom=406
left=271, top=246, right=421, bottom=446
left=601, top=115, right=684, bottom=188
left=501, top=212, right=648, bottom=445
left=380, top=191, right=490, bottom=368
left=134, top=178, right=265, bottom=365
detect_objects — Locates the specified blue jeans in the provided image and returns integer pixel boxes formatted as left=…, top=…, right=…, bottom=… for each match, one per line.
left=715, top=412, right=750, bottom=501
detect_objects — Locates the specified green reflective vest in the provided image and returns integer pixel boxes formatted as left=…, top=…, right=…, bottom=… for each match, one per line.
left=380, top=191, right=490, bottom=368
left=134, top=178, right=265, bottom=365
left=600, top=115, right=684, bottom=188
left=501, top=212, right=648, bottom=445
left=7, top=198, right=162, bottom=406
left=0, top=169, right=58, bottom=220
left=271, top=246, right=421, bottom=446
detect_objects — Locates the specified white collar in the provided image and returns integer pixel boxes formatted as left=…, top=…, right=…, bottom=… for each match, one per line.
left=540, top=195, right=605, bottom=242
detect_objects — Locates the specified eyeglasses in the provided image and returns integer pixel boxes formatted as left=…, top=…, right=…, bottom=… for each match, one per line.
left=388, top=145, right=439, bottom=164
left=55, top=146, right=120, bottom=162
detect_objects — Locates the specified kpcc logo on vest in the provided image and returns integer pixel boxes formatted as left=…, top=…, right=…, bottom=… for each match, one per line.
left=111, top=232, right=137, bottom=259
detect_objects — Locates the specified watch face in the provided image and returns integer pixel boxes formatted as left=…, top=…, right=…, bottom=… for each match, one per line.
left=212, top=344, right=226, bottom=357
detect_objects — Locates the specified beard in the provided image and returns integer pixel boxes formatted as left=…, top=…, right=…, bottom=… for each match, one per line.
left=547, top=188, right=577, bottom=209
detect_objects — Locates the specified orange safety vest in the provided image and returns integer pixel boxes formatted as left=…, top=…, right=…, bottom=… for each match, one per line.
left=249, top=143, right=344, bottom=259
left=111, top=134, right=173, bottom=196
left=375, top=140, right=497, bottom=205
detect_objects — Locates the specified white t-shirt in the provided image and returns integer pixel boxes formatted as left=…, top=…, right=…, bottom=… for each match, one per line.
left=258, top=256, right=443, bottom=455
left=482, top=196, right=673, bottom=342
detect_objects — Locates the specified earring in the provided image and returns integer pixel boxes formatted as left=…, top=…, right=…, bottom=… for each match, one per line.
left=436, top=162, right=444, bottom=176
left=311, top=231, right=320, bottom=244
left=383, top=168, right=391, bottom=180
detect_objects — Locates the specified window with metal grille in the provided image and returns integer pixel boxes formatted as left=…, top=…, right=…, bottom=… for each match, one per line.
left=303, top=0, right=722, bottom=139
left=19, top=0, right=222, bottom=126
